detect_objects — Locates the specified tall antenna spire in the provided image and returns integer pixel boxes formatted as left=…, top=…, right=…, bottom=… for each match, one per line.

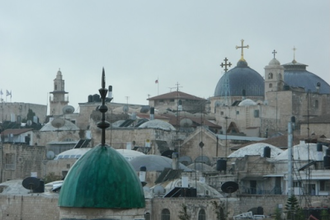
left=97, top=68, right=112, bottom=146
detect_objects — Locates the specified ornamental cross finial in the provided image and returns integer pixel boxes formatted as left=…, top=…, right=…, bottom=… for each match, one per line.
left=220, top=57, right=232, bottom=72
left=236, top=39, right=249, bottom=61
left=97, top=68, right=111, bottom=146
left=292, top=46, right=297, bottom=63
left=272, top=50, right=277, bottom=58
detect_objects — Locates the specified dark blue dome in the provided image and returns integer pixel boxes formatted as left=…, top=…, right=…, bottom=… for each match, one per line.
left=214, top=60, right=264, bottom=97
left=283, top=61, right=330, bottom=94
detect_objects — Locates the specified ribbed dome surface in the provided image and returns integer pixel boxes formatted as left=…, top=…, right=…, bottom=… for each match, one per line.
left=283, top=61, right=330, bottom=94
left=214, top=60, right=264, bottom=97
left=58, top=144, right=145, bottom=208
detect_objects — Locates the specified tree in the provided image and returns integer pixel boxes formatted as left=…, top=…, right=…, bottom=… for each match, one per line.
left=212, top=201, right=227, bottom=220
left=178, top=204, right=191, bottom=220
left=320, top=209, right=330, bottom=220
left=285, top=195, right=300, bottom=220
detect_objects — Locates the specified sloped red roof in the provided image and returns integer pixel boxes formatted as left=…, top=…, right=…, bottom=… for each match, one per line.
left=148, top=91, right=206, bottom=101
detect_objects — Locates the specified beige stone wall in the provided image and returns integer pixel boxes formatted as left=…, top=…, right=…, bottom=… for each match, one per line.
left=0, top=195, right=60, bottom=220
left=0, top=194, right=329, bottom=219
left=300, top=123, right=330, bottom=137
left=0, top=143, right=47, bottom=182
left=33, top=130, right=81, bottom=146
left=181, top=127, right=223, bottom=162
left=0, top=102, right=47, bottom=123
left=60, top=207, right=145, bottom=220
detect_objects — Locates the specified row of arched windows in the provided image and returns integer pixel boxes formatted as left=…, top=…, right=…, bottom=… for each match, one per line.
left=159, top=208, right=206, bottom=220
left=268, top=72, right=282, bottom=80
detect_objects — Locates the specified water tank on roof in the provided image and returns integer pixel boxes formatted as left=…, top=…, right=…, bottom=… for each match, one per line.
left=263, top=146, right=271, bottom=158
left=88, top=95, right=93, bottom=102
left=216, top=159, right=227, bottom=173
left=92, top=94, right=100, bottom=102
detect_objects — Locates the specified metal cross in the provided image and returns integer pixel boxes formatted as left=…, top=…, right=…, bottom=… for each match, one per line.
left=272, top=50, right=277, bottom=58
left=220, top=57, right=232, bottom=72
left=293, top=46, right=297, bottom=61
left=236, top=39, right=249, bottom=61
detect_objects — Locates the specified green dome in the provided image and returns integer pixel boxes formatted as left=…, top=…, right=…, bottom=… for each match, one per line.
left=58, top=145, right=145, bottom=208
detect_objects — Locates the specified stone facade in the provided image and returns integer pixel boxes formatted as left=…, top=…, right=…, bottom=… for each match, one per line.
left=0, top=143, right=47, bottom=182
left=0, top=194, right=329, bottom=220
left=0, top=102, right=47, bottom=124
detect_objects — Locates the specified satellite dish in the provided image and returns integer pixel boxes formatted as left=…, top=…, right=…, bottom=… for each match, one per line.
left=22, top=177, right=40, bottom=191
left=46, top=151, right=55, bottom=160
left=26, top=120, right=32, bottom=126
left=221, top=181, right=239, bottom=193
left=180, top=118, right=193, bottom=127
left=62, top=105, right=75, bottom=114
left=153, top=185, right=165, bottom=196
left=51, top=117, right=65, bottom=129
left=123, top=105, right=129, bottom=113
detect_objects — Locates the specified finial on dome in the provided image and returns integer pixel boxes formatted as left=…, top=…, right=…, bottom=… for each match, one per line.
left=97, top=67, right=111, bottom=146
left=236, top=39, right=249, bottom=62
left=272, top=50, right=277, bottom=58
left=292, top=46, right=297, bottom=64
left=220, top=57, right=232, bottom=72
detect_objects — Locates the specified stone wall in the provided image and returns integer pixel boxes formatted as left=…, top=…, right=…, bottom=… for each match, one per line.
left=0, top=102, right=47, bottom=124
left=0, top=194, right=329, bottom=219
left=0, top=143, right=47, bottom=182
left=0, top=195, right=59, bottom=220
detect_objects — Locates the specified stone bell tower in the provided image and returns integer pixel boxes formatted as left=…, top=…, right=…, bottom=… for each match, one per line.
left=49, top=69, right=69, bottom=116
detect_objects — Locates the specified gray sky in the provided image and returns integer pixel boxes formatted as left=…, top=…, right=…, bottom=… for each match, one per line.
left=1, top=1, right=329, bottom=112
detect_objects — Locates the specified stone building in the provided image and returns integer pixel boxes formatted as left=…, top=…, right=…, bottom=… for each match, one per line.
left=211, top=42, right=330, bottom=137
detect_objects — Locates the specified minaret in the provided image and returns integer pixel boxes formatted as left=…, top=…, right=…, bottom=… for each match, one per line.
left=49, top=69, right=69, bottom=116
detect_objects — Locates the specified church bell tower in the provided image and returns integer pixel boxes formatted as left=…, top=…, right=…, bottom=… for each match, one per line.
left=264, top=50, right=284, bottom=96
left=49, top=69, right=69, bottom=116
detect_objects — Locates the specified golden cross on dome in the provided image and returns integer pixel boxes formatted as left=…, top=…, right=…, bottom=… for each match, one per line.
left=236, top=39, right=249, bottom=61
left=220, top=57, right=232, bottom=72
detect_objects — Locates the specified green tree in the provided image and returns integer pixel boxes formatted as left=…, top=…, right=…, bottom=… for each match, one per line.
left=274, top=207, right=282, bottom=220
left=320, top=209, right=330, bottom=220
left=212, top=201, right=227, bottom=220
left=178, top=204, right=191, bottom=220
left=26, top=109, right=36, bottom=121
left=285, top=195, right=300, bottom=220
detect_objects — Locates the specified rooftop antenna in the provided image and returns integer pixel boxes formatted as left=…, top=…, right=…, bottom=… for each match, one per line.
left=97, top=68, right=112, bottom=146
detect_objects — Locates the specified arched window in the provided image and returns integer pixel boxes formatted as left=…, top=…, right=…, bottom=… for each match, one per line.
left=144, top=212, right=151, bottom=220
left=268, top=72, right=273, bottom=79
left=269, top=83, right=273, bottom=88
left=198, top=209, right=206, bottom=220
left=315, top=100, right=319, bottom=109
left=278, top=73, right=282, bottom=80
left=161, top=209, right=170, bottom=220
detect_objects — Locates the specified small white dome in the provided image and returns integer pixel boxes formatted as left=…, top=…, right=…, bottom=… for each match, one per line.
left=268, top=58, right=281, bottom=66
left=238, top=99, right=257, bottom=106
left=228, top=143, right=283, bottom=158
left=138, top=119, right=176, bottom=131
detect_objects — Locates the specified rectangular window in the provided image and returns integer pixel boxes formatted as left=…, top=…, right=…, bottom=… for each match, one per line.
left=320, top=180, right=330, bottom=191
left=5, top=153, right=16, bottom=170
left=236, top=111, right=239, bottom=115
left=254, top=110, right=259, bottom=118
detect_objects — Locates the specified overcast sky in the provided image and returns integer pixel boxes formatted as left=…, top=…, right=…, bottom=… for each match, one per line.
left=1, top=1, right=329, bottom=112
